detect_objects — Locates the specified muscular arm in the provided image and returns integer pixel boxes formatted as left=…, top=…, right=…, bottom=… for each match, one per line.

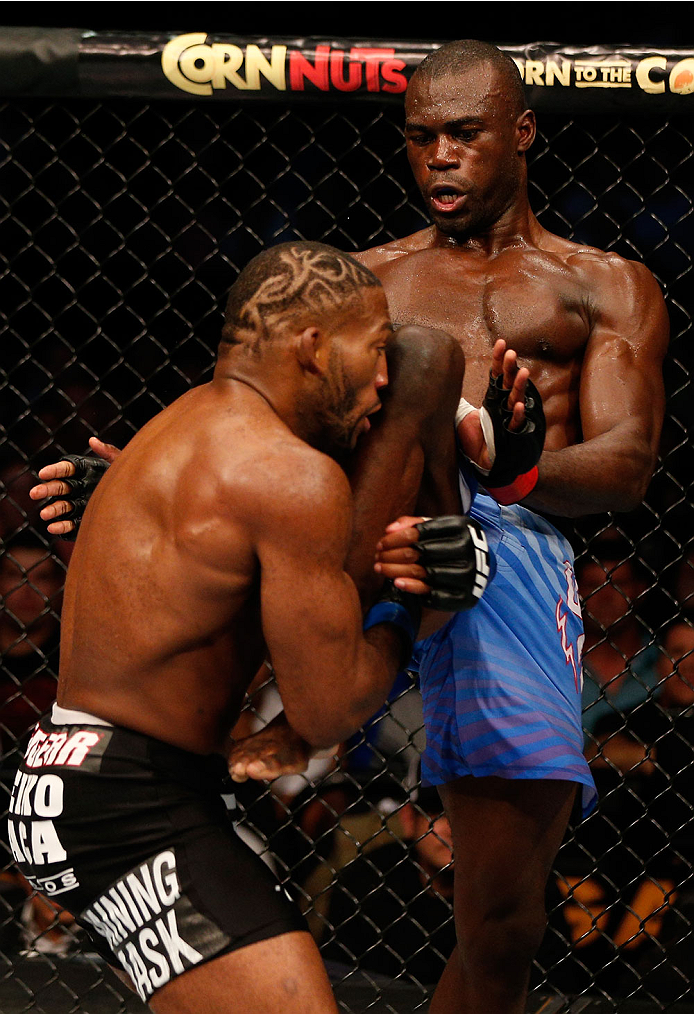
left=254, top=450, right=405, bottom=750
left=524, top=258, right=669, bottom=517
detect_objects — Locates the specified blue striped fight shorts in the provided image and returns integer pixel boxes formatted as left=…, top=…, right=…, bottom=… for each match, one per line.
left=415, top=492, right=597, bottom=816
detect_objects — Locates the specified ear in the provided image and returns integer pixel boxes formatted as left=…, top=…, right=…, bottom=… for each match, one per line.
left=296, top=326, right=328, bottom=375
left=516, top=109, right=536, bottom=153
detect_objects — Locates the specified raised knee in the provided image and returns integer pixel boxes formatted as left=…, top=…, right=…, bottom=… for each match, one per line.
left=386, top=325, right=464, bottom=415
left=393, top=324, right=464, bottom=376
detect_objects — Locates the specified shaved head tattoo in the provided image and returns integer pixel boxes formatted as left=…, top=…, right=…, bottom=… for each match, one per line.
left=221, top=241, right=381, bottom=352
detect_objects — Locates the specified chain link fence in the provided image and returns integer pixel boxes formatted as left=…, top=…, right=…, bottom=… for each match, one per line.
left=1, top=66, right=693, bottom=1013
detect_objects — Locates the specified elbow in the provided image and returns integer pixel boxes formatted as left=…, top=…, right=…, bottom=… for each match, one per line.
left=282, top=704, right=351, bottom=752
left=284, top=699, right=376, bottom=752
left=632, top=443, right=659, bottom=500
left=614, top=450, right=657, bottom=512
left=614, top=476, right=647, bottom=512
left=614, top=489, right=645, bottom=513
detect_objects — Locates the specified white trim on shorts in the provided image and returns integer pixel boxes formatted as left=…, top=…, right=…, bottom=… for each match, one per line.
left=51, top=704, right=114, bottom=727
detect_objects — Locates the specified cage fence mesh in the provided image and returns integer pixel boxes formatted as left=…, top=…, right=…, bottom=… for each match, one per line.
left=0, top=91, right=693, bottom=1013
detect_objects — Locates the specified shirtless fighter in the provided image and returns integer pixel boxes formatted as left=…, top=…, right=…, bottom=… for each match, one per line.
left=9, top=241, right=504, bottom=1013
left=27, top=40, right=668, bottom=1014
left=350, top=40, right=668, bottom=1014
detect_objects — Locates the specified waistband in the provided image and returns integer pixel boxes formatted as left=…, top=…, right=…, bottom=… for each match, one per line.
left=39, top=710, right=229, bottom=792
left=52, top=704, right=113, bottom=727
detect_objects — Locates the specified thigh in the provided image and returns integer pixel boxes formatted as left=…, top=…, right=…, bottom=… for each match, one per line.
left=344, top=326, right=464, bottom=601
left=77, top=821, right=306, bottom=1004
left=150, top=930, right=338, bottom=1014
left=418, top=500, right=597, bottom=816
left=439, top=775, right=576, bottom=914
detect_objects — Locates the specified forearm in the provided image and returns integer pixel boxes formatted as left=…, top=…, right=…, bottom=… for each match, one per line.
left=350, top=622, right=408, bottom=726
left=282, top=622, right=404, bottom=750
left=523, top=434, right=655, bottom=517
left=225, top=632, right=401, bottom=783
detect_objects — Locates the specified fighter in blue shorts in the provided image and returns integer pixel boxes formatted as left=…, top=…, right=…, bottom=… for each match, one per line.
left=352, top=41, right=667, bottom=1014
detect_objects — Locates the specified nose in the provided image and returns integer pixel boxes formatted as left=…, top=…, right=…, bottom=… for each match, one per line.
left=375, top=359, right=388, bottom=390
left=427, top=135, right=460, bottom=170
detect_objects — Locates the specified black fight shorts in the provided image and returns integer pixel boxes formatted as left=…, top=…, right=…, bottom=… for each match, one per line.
left=7, top=714, right=305, bottom=1002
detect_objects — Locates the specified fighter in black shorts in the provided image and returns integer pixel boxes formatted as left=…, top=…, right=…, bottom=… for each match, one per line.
left=13, top=242, right=514, bottom=1012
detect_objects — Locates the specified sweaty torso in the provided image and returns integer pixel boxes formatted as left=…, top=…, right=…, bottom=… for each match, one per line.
left=58, top=382, right=298, bottom=754
left=358, top=225, right=611, bottom=449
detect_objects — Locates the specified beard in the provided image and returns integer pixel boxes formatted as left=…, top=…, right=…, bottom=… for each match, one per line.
left=313, top=346, right=365, bottom=454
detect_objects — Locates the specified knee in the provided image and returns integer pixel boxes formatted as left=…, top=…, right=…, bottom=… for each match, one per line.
left=458, top=898, right=547, bottom=977
left=386, top=326, right=464, bottom=415
left=392, top=324, right=464, bottom=379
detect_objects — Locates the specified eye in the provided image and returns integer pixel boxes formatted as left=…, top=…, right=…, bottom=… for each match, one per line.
left=455, top=129, right=479, bottom=142
left=406, top=132, right=433, bottom=147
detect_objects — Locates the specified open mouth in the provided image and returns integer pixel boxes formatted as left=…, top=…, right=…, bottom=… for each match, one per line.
left=360, top=400, right=382, bottom=432
left=429, top=185, right=468, bottom=214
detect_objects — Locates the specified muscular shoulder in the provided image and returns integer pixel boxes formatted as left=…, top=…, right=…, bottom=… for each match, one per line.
left=245, top=440, right=354, bottom=550
left=537, top=227, right=667, bottom=337
left=355, top=227, right=436, bottom=273
left=568, top=246, right=656, bottom=290
left=541, top=230, right=662, bottom=302
left=548, top=249, right=668, bottom=365
left=572, top=250, right=666, bottom=338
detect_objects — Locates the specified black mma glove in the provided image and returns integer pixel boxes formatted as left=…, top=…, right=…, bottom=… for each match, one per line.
left=43, top=454, right=110, bottom=541
left=413, top=515, right=495, bottom=611
left=461, top=371, right=546, bottom=505
left=363, top=515, right=495, bottom=664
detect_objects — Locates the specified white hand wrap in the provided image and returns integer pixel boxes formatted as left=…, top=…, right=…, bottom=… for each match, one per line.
left=455, top=397, right=496, bottom=474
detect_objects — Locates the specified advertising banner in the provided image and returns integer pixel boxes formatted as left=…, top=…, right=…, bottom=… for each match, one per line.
left=1, top=28, right=693, bottom=114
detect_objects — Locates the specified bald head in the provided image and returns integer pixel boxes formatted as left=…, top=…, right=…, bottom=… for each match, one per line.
left=410, top=40, right=527, bottom=121
left=221, top=241, right=381, bottom=353
left=404, top=40, right=535, bottom=240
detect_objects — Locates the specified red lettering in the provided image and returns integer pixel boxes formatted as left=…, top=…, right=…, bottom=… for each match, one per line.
left=381, top=58, right=407, bottom=94
left=25, top=727, right=47, bottom=768
left=350, top=48, right=393, bottom=91
left=289, top=46, right=407, bottom=94
left=59, top=730, right=102, bottom=766
left=330, top=50, right=361, bottom=91
left=288, top=45, right=330, bottom=91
